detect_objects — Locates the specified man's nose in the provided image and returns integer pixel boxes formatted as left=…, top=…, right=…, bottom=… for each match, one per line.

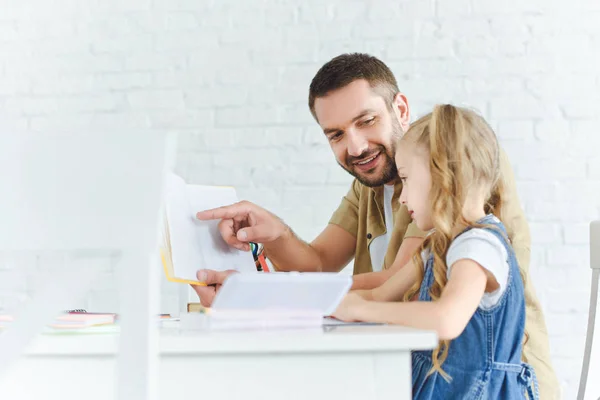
left=346, top=131, right=368, bottom=157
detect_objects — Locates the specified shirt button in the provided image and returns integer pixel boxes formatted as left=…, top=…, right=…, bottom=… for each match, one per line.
left=367, top=233, right=372, bottom=239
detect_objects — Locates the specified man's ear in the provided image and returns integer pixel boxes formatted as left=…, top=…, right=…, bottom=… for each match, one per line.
left=393, top=93, right=410, bottom=132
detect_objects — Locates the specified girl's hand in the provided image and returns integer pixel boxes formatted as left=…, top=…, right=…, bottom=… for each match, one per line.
left=331, top=292, right=367, bottom=322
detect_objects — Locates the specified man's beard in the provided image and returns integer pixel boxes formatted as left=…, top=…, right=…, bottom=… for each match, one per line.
left=338, top=117, right=402, bottom=187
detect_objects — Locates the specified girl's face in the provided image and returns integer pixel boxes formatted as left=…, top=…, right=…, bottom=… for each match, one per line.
left=396, top=142, right=434, bottom=232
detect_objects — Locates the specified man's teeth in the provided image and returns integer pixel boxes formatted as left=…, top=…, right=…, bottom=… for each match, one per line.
left=357, top=154, right=378, bottom=165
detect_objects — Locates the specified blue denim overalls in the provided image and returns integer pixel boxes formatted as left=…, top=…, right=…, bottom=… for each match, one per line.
left=411, top=215, right=539, bottom=399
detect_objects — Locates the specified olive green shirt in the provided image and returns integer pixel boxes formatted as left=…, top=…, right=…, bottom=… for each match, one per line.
left=328, top=148, right=560, bottom=399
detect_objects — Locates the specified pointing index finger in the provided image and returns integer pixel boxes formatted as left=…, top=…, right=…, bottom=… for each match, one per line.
left=196, top=202, right=249, bottom=221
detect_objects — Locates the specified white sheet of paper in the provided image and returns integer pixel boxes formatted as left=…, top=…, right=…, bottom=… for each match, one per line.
left=212, top=272, right=353, bottom=316
left=165, top=173, right=256, bottom=281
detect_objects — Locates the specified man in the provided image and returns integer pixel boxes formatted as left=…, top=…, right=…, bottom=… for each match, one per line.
left=193, top=53, right=559, bottom=399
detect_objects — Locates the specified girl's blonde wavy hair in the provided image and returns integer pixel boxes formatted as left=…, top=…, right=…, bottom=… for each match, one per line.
left=400, top=104, right=521, bottom=380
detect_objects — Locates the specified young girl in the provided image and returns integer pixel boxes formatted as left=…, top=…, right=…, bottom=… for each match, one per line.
left=332, top=104, right=538, bottom=399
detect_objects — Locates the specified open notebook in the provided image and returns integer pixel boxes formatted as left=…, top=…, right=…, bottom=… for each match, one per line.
left=160, top=173, right=257, bottom=286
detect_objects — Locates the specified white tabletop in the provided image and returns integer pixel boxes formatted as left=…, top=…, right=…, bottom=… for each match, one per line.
left=24, top=323, right=438, bottom=356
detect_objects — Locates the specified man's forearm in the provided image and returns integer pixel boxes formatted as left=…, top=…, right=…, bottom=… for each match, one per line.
left=263, top=227, right=324, bottom=272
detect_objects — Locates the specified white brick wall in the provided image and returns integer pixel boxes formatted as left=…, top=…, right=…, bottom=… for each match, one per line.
left=1, top=0, right=599, bottom=398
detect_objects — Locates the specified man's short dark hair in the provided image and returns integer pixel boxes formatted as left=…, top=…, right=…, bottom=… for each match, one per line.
left=308, top=53, right=400, bottom=121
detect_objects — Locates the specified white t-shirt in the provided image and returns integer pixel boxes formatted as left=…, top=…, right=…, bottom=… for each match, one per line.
left=421, top=218, right=510, bottom=310
left=369, top=184, right=395, bottom=272
left=446, top=223, right=509, bottom=310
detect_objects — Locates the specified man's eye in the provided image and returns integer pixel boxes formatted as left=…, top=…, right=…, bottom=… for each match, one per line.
left=363, top=118, right=375, bottom=126
left=329, top=132, right=343, bottom=141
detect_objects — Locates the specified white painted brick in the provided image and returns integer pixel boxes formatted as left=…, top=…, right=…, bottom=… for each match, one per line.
left=89, top=14, right=143, bottom=36
left=289, top=144, right=336, bottom=165
left=465, top=78, right=525, bottom=98
left=436, top=0, right=471, bottom=17
left=318, top=41, right=373, bottom=63
left=563, top=223, right=592, bottom=245
left=91, top=34, right=153, bottom=54
left=490, top=95, right=559, bottom=119
left=528, top=34, right=594, bottom=58
left=302, top=128, right=327, bottom=145
left=127, top=89, right=183, bottom=109
left=214, top=148, right=284, bottom=170
left=151, top=0, right=204, bottom=12
left=472, top=0, right=548, bottom=15
left=352, top=20, right=414, bottom=40
left=87, top=290, right=120, bottom=313
left=297, top=3, right=334, bottom=23
left=526, top=197, right=598, bottom=224
left=186, top=86, right=248, bottom=108
left=29, top=75, right=96, bottom=95
left=202, top=128, right=265, bottom=149
left=332, top=0, right=367, bottom=20
left=264, top=127, right=304, bottom=147
left=94, top=72, right=153, bottom=91
left=558, top=182, right=600, bottom=205
left=529, top=247, right=546, bottom=272
left=413, top=37, right=454, bottom=59
left=0, top=270, right=28, bottom=291
left=530, top=223, right=562, bottom=244
left=588, top=158, right=600, bottom=179
left=569, top=120, right=600, bottom=157
left=242, top=168, right=290, bottom=192
left=279, top=104, right=314, bottom=125
left=125, top=53, right=186, bottom=71
left=19, top=17, right=78, bottom=39
left=176, top=153, right=213, bottom=184
left=153, top=71, right=209, bottom=89
left=39, top=55, right=124, bottom=74
left=547, top=245, right=589, bottom=267
left=154, top=31, right=220, bottom=53
left=248, top=83, right=307, bottom=106
left=223, top=27, right=285, bottom=51
left=489, top=16, right=530, bottom=36
left=517, top=182, right=559, bottom=206
left=327, top=166, right=354, bottom=186
left=203, top=166, right=258, bottom=188
left=90, top=112, right=150, bottom=129
left=526, top=74, right=595, bottom=100
left=492, top=54, right=557, bottom=75
left=30, top=114, right=93, bottom=131
left=546, top=288, right=591, bottom=315
left=282, top=24, right=319, bottom=43
left=372, top=1, right=434, bottom=19
left=263, top=4, right=296, bottom=26
left=90, top=0, right=152, bottom=13
left=215, top=106, right=280, bottom=127
left=0, top=21, right=18, bottom=43
left=534, top=118, right=570, bottom=143
left=0, top=73, right=30, bottom=95
left=516, top=159, right=586, bottom=180
left=289, top=165, right=329, bottom=185
left=0, top=115, right=29, bottom=130
left=496, top=120, right=534, bottom=141
left=6, top=94, right=122, bottom=115
left=164, top=12, right=199, bottom=31
left=545, top=313, right=588, bottom=337
left=149, top=109, right=213, bottom=129
left=282, top=186, right=349, bottom=210
left=227, top=5, right=266, bottom=27
left=257, top=43, right=320, bottom=64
